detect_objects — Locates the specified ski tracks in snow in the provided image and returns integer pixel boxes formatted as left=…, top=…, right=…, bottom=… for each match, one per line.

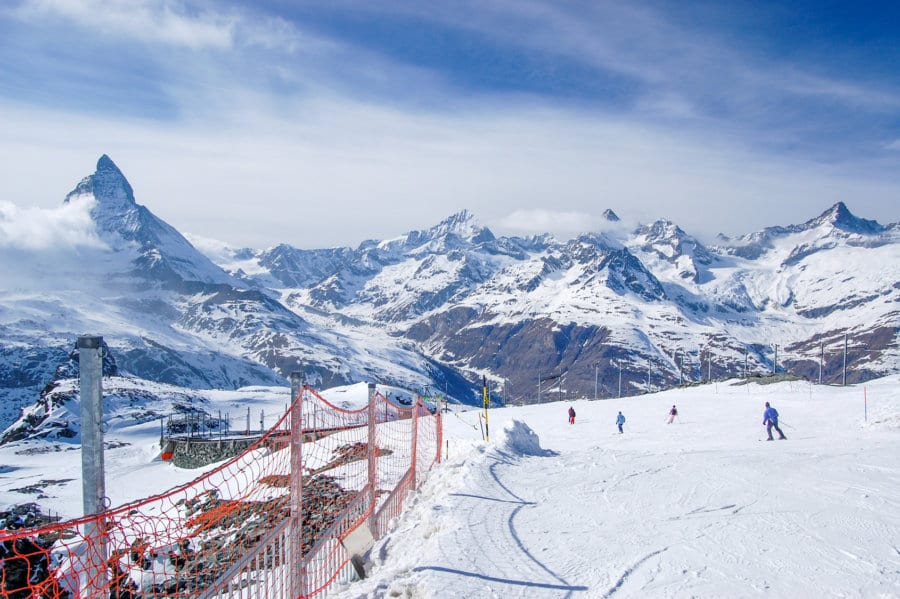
left=416, top=447, right=590, bottom=597
left=601, top=548, right=668, bottom=598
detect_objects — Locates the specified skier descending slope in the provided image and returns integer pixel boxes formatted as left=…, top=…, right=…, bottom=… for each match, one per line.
left=763, top=402, right=787, bottom=440
left=667, top=405, right=678, bottom=424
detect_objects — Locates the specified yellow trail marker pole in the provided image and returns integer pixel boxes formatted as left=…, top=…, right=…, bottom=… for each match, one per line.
left=482, top=375, right=490, bottom=442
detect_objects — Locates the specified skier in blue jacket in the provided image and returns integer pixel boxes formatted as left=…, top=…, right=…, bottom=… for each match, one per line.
left=616, top=411, right=626, bottom=434
left=763, top=402, right=787, bottom=440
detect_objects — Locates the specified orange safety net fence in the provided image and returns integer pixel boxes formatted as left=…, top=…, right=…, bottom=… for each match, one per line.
left=0, top=385, right=442, bottom=598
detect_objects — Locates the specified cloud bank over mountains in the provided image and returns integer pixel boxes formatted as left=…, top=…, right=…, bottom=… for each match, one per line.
left=0, top=196, right=103, bottom=250
left=1, top=1, right=898, bottom=248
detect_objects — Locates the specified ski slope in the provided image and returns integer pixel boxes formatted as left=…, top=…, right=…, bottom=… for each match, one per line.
left=330, top=376, right=900, bottom=598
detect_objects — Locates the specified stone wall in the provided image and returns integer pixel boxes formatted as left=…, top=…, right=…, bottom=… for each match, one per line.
left=169, top=436, right=261, bottom=469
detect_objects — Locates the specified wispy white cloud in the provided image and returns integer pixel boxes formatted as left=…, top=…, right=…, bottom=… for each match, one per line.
left=14, top=0, right=236, bottom=49
left=500, top=209, right=596, bottom=238
left=773, top=70, right=900, bottom=112
left=0, top=196, right=105, bottom=250
left=342, top=1, right=900, bottom=135
left=1, top=0, right=898, bottom=251
left=3, top=94, right=897, bottom=250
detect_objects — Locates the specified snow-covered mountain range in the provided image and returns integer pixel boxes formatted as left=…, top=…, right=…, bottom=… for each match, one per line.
left=1, top=155, right=898, bottom=429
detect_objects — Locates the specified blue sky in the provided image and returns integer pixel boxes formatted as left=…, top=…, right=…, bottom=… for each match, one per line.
left=1, top=0, right=899, bottom=248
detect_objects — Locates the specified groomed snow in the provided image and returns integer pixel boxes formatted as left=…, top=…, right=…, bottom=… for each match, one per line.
left=330, top=376, right=900, bottom=598
left=0, top=377, right=897, bottom=597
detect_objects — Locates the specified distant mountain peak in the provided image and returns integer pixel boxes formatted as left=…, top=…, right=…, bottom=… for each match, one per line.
left=603, top=209, right=620, bottom=222
left=427, top=210, right=494, bottom=244
left=64, top=154, right=136, bottom=210
left=440, top=209, right=479, bottom=232
left=808, top=201, right=883, bottom=234
left=636, top=218, right=685, bottom=241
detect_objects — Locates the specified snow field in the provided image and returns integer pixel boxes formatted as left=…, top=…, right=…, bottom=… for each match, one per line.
left=330, top=376, right=900, bottom=598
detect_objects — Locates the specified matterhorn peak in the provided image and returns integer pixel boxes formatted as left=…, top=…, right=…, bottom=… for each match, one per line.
left=64, top=154, right=136, bottom=209
left=602, top=209, right=620, bottom=222
left=97, top=153, right=120, bottom=172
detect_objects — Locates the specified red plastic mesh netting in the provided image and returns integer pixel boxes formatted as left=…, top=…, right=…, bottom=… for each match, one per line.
left=0, top=385, right=441, bottom=598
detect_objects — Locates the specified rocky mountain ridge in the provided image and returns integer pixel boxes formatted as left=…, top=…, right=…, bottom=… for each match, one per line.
left=1, top=155, right=897, bottom=430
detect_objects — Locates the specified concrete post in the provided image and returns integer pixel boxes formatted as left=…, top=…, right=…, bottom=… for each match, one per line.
left=78, top=335, right=107, bottom=594
left=289, top=373, right=305, bottom=596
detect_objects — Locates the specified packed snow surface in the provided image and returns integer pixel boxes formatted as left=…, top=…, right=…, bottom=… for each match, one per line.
left=331, top=376, right=900, bottom=598
left=0, top=377, right=898, bottom=597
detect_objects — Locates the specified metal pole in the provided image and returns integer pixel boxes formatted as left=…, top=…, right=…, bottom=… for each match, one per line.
left=678, top=351, right=683, bottom=386
left=647, top=361, right=651, bottom=394
left=289, top=373, right=305, bottom=596
left=708, top=351, right=712, bottom=382
left=617, top=365, right=622, bottom=398
left=773, top=344, right=778, bottom=375
left=290, top=371, right=303, bottom=406
left=411, top=396, right=419, bottom=489
left=819, top=343, right=823, bottom=385
left=367, top=383, right=377, bottom=524
left=78, top=335, right=108, bottom=595
left=594, top=363, right=598, bottom=401
left=843, top=334, right=848, bottom=386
